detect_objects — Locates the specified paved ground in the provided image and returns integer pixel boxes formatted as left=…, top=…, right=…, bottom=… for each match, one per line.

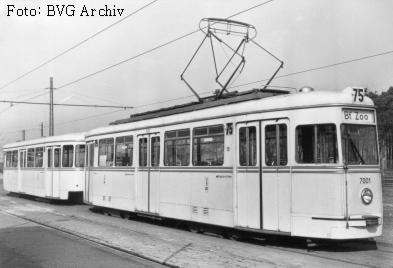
left=0, top=212, right=164, bottom=268
left=0, top=179, right=392, bottom=267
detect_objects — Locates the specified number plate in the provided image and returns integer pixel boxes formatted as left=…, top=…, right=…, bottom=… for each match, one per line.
left=342, top=109, right=375, bottom=123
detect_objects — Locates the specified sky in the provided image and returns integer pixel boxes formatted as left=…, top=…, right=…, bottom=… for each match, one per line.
left=0, top=0, right=393, bottom=158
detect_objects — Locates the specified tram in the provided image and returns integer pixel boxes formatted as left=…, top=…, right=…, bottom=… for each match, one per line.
left=2, top=17, right=383, bottom=240
left=3, top=133, right=86, bottom=201
left=83, top=86, right=382, bottom=240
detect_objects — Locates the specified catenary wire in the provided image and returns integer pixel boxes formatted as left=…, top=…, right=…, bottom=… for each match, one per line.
left=7, top=0, right=276, bottom=107
left=55, top=0, right=276, bottom=90
left=229, top=49, right=393, bottom=89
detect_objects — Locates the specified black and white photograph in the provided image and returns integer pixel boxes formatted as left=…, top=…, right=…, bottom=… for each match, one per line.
left=0, top=0, right=392, bottom=267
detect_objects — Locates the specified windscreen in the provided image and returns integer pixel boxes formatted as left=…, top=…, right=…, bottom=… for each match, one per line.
left=341, top=124, right=379, bottom=165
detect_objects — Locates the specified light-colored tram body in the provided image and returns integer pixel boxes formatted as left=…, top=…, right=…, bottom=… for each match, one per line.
left=3, top=133, right=86, bottom=201
left=84, top=87, right=382, bottom=240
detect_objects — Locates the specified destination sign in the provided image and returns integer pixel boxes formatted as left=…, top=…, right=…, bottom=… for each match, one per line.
left=342, top=109, right=375, bottom=123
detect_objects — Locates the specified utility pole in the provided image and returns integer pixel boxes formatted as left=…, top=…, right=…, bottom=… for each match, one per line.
left=22, top=130, right=25, bottom=141
left=40, top=122, right=44, bottom=137
left=49, top=77, right=54, bottom=136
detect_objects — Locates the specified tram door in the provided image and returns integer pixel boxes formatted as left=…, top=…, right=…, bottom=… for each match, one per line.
left=236, top=122, right=261, bottom=229
left=85, top=142, right=95, bottom=203
left=17, top=150, right=26, bottom=192
left=137, top=134, right=160, bottom=214
left=45, top=146, right=61, bottom=198
left=261, top=119, right=290, bottom=232
left=236, top=119, right=290, bottom=232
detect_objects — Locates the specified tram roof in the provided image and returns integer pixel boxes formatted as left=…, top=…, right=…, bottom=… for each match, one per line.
left=111, top=88, right=289, bottom=125
left=3, top=132, right=86, bottom=150
left=85, top=87, right=374, bottom=138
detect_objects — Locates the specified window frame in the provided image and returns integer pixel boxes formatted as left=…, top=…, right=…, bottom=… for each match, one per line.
left=115, top=135, right=133, bottom=167
left=11, top=150, right=18, bottom=168
left=264, top=124, right=288, bottom=167
left=27, top=148, right=35, bottom=168
left=62, top=144, right=74, bottom=168
left=164, top=129, right=190, bottom=166
left=192, top=124, right=225, bottom=166
left=5, top=151, right=12, bottom=168
left=340, top=123, right=379, bottom=165
left=239, top=126, right=258, bottom=166
left=295, top=123, right=339, bottom=164
left=98, top=138, right=114, bottom=167
left=151, top=136, right=160, bottom=167
left=54, top=147, right=61, bottom=168
left=139, top=137, right=148, bottom=167
left=75, top=144, right=86, bottom=168
left=19, top=150, right=26, bottom=168
left=34, top=147, right=44, bottom=168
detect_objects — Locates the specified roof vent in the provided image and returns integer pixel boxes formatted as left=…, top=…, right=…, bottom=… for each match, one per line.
left=298, top=86, right=314, bottom=93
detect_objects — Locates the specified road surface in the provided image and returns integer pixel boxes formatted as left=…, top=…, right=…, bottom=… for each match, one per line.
left=0, top=211, right=165, bottom=268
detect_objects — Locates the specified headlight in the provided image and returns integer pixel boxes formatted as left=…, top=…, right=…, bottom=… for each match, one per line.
left=361, top=188, right=373, bottom=205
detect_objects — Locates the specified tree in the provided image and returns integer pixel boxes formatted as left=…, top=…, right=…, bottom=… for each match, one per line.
left=367, top=86, right=393, bottom=168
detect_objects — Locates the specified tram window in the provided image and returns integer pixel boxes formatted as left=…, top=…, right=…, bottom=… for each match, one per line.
left=20, top=151, right=26, bottom=168
left=75, top=145, right=85, bottom=168
left=27, top=148, right=35, bottom=167
left=164, top=129, right=190, bottom=166
left=151, top=137, right=160, bottom=167
left=296, top=124, right=338, bottom=164
left=89, top=143, right=95, bottom=167
left=62, top=145, right=74, bottom=167
left=193, top=125, right=224, bottom=166
left=54, top=148, right=60, bottom=168
left=5, top=152, right=11, bottom=167
left=341, top=124, right=378, bottom=165
left=34, top=147, right=43, bottom=168
left=11, top=150, right=18, bottom=168
left=139, top=138, right=148, bottom=167
left=115, top=136, right=133, bottom=166
left=265, top=124, right=287, bottom=166
left=239, top=126, right=257, bottom=166
left=47, top=149, right=52, bottom=168
left=99, top=138, right=114, bottom=167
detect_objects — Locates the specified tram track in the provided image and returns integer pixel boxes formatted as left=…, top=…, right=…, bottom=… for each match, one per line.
left=0, top=196, right=391, bottom=268
left=0, top=209, right=178, bottom=268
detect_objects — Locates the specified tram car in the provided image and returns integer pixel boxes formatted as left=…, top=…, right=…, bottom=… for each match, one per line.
left=3, top=133, right=86, bottom=201
left=83, top=86, right=382, bottom=240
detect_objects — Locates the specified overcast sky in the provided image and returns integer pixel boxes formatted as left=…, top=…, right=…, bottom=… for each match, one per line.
left=1, top=0, right=393, bottom=156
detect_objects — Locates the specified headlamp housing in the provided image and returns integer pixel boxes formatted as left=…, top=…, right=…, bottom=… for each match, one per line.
left=361, top=188, right=373, bottom=205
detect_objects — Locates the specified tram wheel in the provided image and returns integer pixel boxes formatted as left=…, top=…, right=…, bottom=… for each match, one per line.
left=188, top=223, right=202, bottom=234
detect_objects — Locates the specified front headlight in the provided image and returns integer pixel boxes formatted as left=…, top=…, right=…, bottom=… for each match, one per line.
left=361, top=188, right=373, bottom=205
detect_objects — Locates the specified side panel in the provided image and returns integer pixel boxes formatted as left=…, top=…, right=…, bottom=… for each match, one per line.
left=159, top=169, right=191, bottom=220
left=3, top=169, right=18, bottom=192
left=58, top=170, right=84, bottom=199
left=107, top=170, right=136, bottom=211
left=291, top=170, right=345, bottom=237
left=346, top=168, right=383, bottom=219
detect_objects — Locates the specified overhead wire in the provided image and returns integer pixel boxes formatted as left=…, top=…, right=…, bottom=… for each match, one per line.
left=0, top=100, right=133, bottom=109
left=55, top=0, right=276, bottom=90
left=230, top=49, right=393, bottom=89
left=4, top=0, right=392, bottom=142
left=0, top=0, right=160, bottom=92
left=7, top=0, right=275, bottom=109
left=0, top=83, right=303, bottom=140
